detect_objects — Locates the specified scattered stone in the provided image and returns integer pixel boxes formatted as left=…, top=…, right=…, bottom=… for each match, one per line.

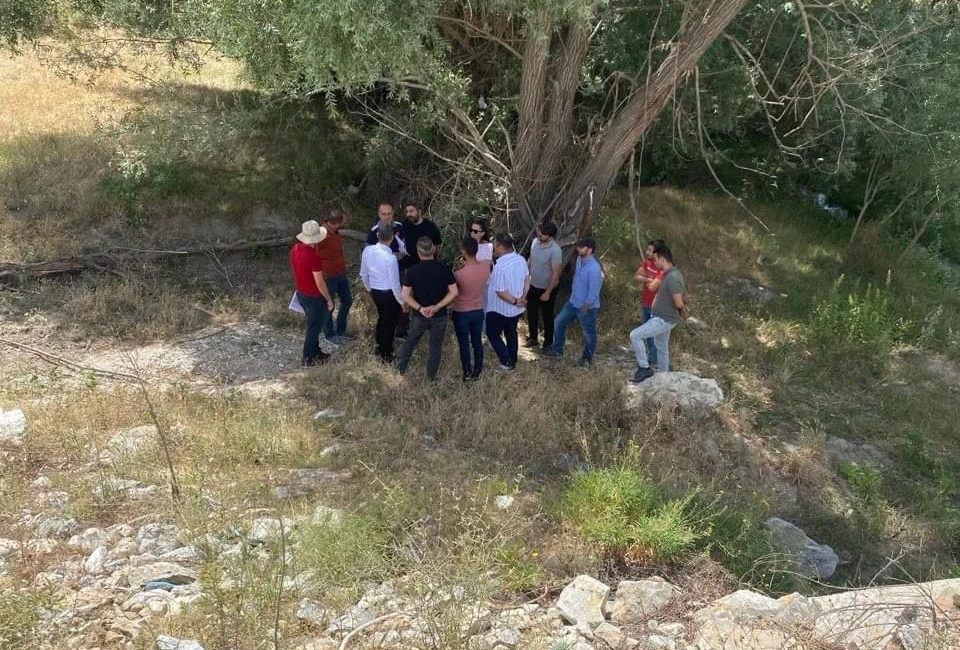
left=495, top=495, right=515, bottom=510
left=31, top=475, right=51, bottom=490
left=824, top=436, right=889, bottom=468
left=249, top=517, right=295, bottom=543
left=296, top=598, right=331, bottom=628
left=726, top=277, right=777, bottom=304
left=0, top=408, right=27, bottom=442
left=609, top=578, right=680, bottom=625
left=84, top=546, right=109, bottom=575
left=137, top=523, right=180, bottom=555
left=124, top=562, right=197, bottom=588
left=625, top=372, right=724, bottom=411
left=93, top=478, right=160, bottom=501
left=646, top=635, right=676, bottom=650
left=313, top=408, right=346, bottom=419
left=144, top=581, right=178, bottom=591
left=556, top=574, right=609, bottom=625
left=155, top=635, right=204, bottom=650
left=685, top=316, right=709, bottom=330
left=69, top=527, right=111, bottom=552
left=658, top=622, right=686, bottom=638
left=160, top=545, right=203, bottom=565
left=319, top=443, right=343, bottom=458
left=311, top=506, right=344, bottom=526
left=764, top=518, right=839, bottom=579
left=594, top=622, right=629, bottom=649
left=108, top=425, right=156, bottom=457
left=25, top=513, right=79, bottom=538
left=492, top=627, right=521, bottom=647
left=272, top=468, right=351, bottom=499
left=0, top=538, right=19, bottom=557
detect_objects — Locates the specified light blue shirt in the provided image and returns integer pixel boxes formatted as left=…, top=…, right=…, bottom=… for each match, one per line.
left=570, top=255, right=602, bottom=309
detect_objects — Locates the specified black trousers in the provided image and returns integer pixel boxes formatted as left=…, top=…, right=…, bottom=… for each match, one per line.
left=396, top=312, right=448, bottom=380
left=526, top=285, right=557, bottom=346
left=370, top=290, right=401, bottom=361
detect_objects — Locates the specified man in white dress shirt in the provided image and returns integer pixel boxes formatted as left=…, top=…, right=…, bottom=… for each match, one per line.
left=360, top=224, right=404, bottom=362
left=485, top=233, right=530, bottom=371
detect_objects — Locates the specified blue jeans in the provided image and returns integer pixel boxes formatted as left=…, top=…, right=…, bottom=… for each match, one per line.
left=485, top=311, right=520, bottom=368
left=452, top=309, right=485, bottom=377
left=297, top=292, right=330, bottom=362
left=630, top=316, right=675, bottom=371
left=323, top=275, right=353, bottom=337
left=553, top=302, right=599, bottom=361
left=642, top=306, right=659, bottom=368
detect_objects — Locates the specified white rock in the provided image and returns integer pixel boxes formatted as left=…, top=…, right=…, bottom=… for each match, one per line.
left=68, top=527, right=110, bottom=552
left=160, top=546, right=203, bottom=565
left=109, top=424, right=157, bottom=457
left=492, top=627, right=521, bottom=647
left=124, top=562, right=197, bottom=588
left=646, top=635, right=676, bottom=650
left=495, top=495, right=515, bottom=510
left=625, top=372, right=724, bottom=411
left=249, top=517, right=295, bottom=542
left=764, top=518, right=838, bottom=579
left=311, top=506, right=344, bottom=525
left=155, top=635, right=204, bottom=650
left=137, top=523, right=180, bottom=555
left=84, top=546, right=109, bottom=575
left=658, top=622, right=686, bottom=638
left=556, top=574, right=610, bottom=625
left=296, top=598, right=331, bottom=627
left=0, top=408, right=27, bottom=442
left=0, top=538, right=19, bottom=557
left=31, top=476, right=51, bottom=490
left=609, top=578, right=680, bottom=625
left=594, top=622, right=628, bottom=649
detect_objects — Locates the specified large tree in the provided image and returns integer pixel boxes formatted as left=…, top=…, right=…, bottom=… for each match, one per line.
left=7, top=0, right=956, bottom=243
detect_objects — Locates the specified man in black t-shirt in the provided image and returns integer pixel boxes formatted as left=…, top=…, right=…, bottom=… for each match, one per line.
left=395, top=237, right=458, bottom=380
left=402, top=201, right=442, bottom=268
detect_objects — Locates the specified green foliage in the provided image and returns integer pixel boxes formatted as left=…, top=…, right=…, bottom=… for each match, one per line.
left=0, top=0, right=53, bottom=47
left=900, top=432, right=937, bottom=479
left=0, top=589, right=50, bottom=649
left=810, top=275, right=910, bottom=356
left=706, top=505, right=794, bottom=594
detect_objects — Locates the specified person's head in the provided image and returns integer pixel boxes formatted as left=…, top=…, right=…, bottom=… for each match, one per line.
left=416, top=236, right=436, bottom=260
left=460, top=236, right=479, bottom=260
left=493, top=232, right=515, bottom=258
left=576, top=235, right=596, bottom=258
left=296, top=220, right=328, bottom=246
left=404, top=202, right=423, bottom=224
left=377, top=202, right=394, bottom=224
left=652, top=241, right=674, bottom=269
left=325, top=208, right=347, bottom=232
left=470, top=218, right=490, bottom=243
left=645, top=238, right=665, bottom=260
left=377, top=223, right=394, bottom=245
left=538, top=221, right=558, bottom=242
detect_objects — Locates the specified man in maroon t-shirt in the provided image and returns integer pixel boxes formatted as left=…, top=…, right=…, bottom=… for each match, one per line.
left=634, top=239, right=665, bottom=368
left=290, top=220, right=335, bottom=366
left=318, top=208, right=353, bottom=342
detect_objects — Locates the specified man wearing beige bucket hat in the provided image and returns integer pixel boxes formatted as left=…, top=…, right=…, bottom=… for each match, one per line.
left=290, top=220, right=335, bottom=366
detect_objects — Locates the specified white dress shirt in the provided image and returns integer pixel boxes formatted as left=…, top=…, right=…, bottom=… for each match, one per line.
left=360, top=243, right=403, bottom=304
left=487, top=251, right=529, bottom=317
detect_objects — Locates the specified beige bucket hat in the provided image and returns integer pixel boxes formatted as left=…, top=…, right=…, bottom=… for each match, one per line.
left=296, top=220, right=328, bottom=244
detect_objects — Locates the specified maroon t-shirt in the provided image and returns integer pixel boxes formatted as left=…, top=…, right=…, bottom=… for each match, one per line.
left=290, top=242, right=324, bottom=297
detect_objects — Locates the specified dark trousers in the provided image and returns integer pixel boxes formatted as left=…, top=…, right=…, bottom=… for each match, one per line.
left=396, top=312, right=448, bottom=380
left=297, top=292, right=330, bottom=362
left=486, top=311, right=520, bottom=368
left=526, top=285, right=557, bottom=346
left=323, top=274, right=353, bottom=337
left=370, top=290, right=401, bottom=361
left=452, top=309, right=484, bottom=378
left=642, top=306, right=659, bottom=368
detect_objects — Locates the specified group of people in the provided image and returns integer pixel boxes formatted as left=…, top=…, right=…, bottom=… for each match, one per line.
left=289, top=200, right=686, bottom=384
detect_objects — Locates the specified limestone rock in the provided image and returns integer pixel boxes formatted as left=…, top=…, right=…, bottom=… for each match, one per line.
left=491, top=627, right=521, bottom=647
left=272, top=467, right=351, bottom=499
left=691, top=590, right=818, bottom=650
left=108, top=425, right=156, bottom=457
left=155, top=635, right=204, bottom=650
left=556, top=574, right=609, bottom=625
left=296, top=598, right=331, bottom=628
left=609, top=578, right=679, bottom=625
left=594, top=622, right=629, bottom=649
left=124, top=562, right=197, bottom=588
left=824, top=436, right=889, bottom=468
left=625, top=372, right=724, bottom=411
left=84, top=546, right=109, bottom=575
left=646, top=635, right=676, bottom=650
left=137, top=523, right=180, bottom=555
left=249, top=517, right=295, bottom=543
left=0, top=408, right=27, bottom=442
left=764, top=518, right=838, bottom=579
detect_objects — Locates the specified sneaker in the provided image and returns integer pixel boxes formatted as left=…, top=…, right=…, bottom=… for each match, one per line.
left=631, top=366, right=654, bottom=383
left=319, top=338, right=339, bottom=354
left=498, top=363, right=516, bottom=372
left=541, top=348, right=561, bottom=359
left=523, top=339, right=539, bottom=349
left=330, top=335, right=352, bottom=345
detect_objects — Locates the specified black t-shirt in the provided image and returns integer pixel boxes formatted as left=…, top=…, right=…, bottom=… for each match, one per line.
left=403, top=219, right=443, bottom=267
left=404, top=259, right=456, bottom=315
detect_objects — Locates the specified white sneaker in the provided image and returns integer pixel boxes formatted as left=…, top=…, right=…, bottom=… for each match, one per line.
left=319, top=337, right=339, bottom=355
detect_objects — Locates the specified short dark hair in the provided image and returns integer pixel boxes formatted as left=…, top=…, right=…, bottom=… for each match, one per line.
left=461, top=236, right=479, bottom=257
left=403, top=199, right=421, bottom=210
left=378, top=223, right=394, bottom=243
left=647, top=238, right=666, bottom=249
left=493, top=232, right=515, bottom=250
left=471, top=217, right=490, bottom=241
left=416, top=236, right=436, bottom=257
left=327, top=208, right=346, bottom=224
left=539, top=222, right=558, bottom=238
left=577, top=236, right=596, bottom=252
left=653, top=242, right=673, bottom=263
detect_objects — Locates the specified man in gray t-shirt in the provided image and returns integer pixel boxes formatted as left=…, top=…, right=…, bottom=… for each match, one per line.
left=525, top=222, right=563, bottom=349
left=629, top=243, right=686, bottom=382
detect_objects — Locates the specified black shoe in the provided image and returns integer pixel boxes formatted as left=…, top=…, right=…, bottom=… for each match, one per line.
left=302, top=352, right=331, bottom=367
left=576, top=358, right=592, bottom=368
left=631, top=366, right=654, bottom=383
left=523, top=340, right=539, bottom=349
left=541, top=348, right=561, bottom=359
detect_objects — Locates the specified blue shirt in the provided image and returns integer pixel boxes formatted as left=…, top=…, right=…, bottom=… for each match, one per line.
left=570, top=255, right=602, bottom=309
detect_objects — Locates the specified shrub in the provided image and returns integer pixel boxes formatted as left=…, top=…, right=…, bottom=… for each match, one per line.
left=0, top=589, right=49, bottom=649
left=810, top=274, right=910, bottom=356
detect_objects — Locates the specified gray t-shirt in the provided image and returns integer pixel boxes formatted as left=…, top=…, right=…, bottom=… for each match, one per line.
left=528, top=238, right=562, bottom=289
left=651, top=268, right=685, bottom=323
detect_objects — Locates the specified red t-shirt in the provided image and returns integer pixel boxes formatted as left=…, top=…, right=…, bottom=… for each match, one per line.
left=290, top=242, right=325, bottom=297
left=641, top=259, right=664, bottom=307
left=316, top=229, right=347, bottom=277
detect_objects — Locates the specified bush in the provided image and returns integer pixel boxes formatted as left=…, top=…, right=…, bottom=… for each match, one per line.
left=0, top=589, right=48, bottom=649
left=562, top=468, right=701, bottom=562
left=810, top=275, right=910, bottom=355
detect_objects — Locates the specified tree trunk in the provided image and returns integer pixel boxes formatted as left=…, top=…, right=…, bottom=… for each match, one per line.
left=544, top=0, right=752, bottom=238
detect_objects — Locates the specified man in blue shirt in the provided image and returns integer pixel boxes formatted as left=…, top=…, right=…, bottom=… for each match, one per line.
left=543, top=236, right=603, bottom=366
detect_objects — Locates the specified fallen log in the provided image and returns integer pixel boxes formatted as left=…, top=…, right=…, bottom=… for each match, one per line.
left=0, top=229, right=369, bottom=284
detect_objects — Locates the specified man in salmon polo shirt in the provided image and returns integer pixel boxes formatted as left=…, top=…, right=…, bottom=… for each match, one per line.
left=635, top=239, right=666, bottom=368
left=290, top=220, right=335, bottom=367
left=318, top=208, right=354, bottom=343
left=452, top=237, right=491, bottom=381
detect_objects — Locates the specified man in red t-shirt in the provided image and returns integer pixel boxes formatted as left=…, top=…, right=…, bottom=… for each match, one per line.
left=318, top=208, right=353, bottom=343
left=634, top=238, right=665, bottom=368
left=290, top=220, right=335, bottom=366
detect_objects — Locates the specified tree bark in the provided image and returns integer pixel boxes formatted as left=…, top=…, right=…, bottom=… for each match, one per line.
left=549, top=0, right=752, bottom=237
left=513, top=11, right=552, bottom=223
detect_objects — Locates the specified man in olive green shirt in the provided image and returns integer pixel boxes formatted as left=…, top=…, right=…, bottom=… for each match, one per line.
left=629, top=242, right=686, bottom=383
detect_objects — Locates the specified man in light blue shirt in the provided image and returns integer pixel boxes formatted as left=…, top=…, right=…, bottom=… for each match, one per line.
left=543, top=236, right=603, bottom=366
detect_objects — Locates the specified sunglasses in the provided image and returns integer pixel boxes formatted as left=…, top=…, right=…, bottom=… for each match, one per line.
left=470, top=228, right=483, bottom=234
